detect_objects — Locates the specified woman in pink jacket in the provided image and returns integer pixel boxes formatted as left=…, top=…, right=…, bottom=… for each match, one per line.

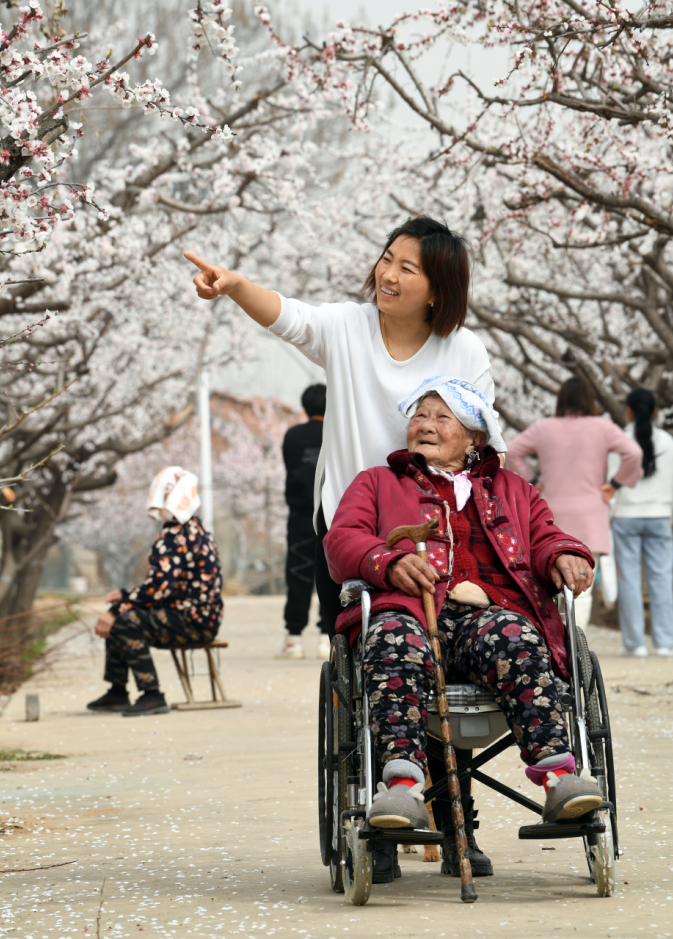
left=506, top=377, right=642, bottom=629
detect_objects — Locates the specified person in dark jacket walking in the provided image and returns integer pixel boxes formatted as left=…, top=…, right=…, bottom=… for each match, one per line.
left=278, top=384, right=329, bottom=659
left=87, top=467, right=223, bottom=716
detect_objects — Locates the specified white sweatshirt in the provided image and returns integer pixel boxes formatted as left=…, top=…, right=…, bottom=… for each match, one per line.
left=269, top=295, right=496, bottom=527
left=612, top=424, right=673, bottom=519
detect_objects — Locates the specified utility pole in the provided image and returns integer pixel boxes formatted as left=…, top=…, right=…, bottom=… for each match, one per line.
left=198, top=367, right=214, bottom=532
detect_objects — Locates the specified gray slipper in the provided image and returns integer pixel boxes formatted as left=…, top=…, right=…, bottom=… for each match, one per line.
left=368, top=780, right=430, bottom=829
left=542, top=770, right=603, bottom=823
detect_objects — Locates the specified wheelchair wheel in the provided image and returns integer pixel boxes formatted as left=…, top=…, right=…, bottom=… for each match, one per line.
left=575, top=629, right=617, bottom=897
left=589, top=810, right=616, bottom=898
left=326, top=634, right=353, bottom=893
left=318, top=660, right=334, bottom=867
left=342, top=817, right=372, bottom=906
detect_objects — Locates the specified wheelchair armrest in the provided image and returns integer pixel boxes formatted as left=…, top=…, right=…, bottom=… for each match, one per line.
left=339, top=579, right=373, bottom=607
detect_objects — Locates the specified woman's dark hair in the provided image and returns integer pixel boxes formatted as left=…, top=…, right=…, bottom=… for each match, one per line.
left=555, top=376, right=597, bottom=417
left=362, top=216, right=472, bottom=339
left=301, top=383, right=326, bottom=417
left=627, top=387, right=657, bottom=477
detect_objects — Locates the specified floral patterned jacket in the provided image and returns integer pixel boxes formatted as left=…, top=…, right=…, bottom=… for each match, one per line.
left=109, top=516, right=223, bottom=633
left=324, top=446, right=594, bottom=679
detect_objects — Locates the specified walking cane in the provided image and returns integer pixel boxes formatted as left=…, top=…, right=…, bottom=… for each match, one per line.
left=387, top=516, right=478, bottom=903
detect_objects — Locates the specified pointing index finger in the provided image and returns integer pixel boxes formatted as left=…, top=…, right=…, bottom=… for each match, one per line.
left=184, top=250, right=214, bottom=274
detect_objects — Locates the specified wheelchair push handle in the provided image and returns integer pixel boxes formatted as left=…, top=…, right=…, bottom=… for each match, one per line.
left=562, top=584, right=575, bottom=623
left=387, top=517, right=478, bottom=903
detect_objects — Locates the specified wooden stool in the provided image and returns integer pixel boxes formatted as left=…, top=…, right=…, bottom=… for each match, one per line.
left=169, top=640, right=242, bottom=710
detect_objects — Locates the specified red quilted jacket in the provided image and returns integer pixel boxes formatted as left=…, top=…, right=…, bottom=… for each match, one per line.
left=323, top=447, right=594, bottom=679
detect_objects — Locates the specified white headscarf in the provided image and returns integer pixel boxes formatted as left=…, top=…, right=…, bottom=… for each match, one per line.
left=398, top=377, right=507, bottom=453
left=147, top=466, right=201, bottom=524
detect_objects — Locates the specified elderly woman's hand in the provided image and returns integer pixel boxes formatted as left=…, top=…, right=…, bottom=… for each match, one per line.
left=387, top=554, right=439, bottom=597
left=94, top=611, right=116, bottom=639
left=550, top=554, right=594, bottom=598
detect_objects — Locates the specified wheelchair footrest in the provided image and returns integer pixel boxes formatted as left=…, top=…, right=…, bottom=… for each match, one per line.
left=518, top=817, right=606, bottom=840
left=357, top=821, right=444, bottom=846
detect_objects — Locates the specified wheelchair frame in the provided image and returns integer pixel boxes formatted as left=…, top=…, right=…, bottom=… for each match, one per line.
left=318, top=583, right=619, bottom=905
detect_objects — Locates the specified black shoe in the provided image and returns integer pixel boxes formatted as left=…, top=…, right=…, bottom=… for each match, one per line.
left=121, top=691, right=170, bottom=717
left=372, top=841, right=402, bottom=884
left=441, top=797, right=494, bottom=877
left=87, top=687, right=130, bottom=712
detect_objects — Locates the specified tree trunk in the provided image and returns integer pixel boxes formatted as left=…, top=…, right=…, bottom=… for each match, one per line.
left=9, top=543, right=53, bottom=615
left=0, top=111, right=69, bottom=183
left=0, top=480, right=67, bottom=618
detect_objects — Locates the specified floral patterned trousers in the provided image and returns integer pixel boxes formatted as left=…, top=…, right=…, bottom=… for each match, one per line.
left=362, top=601, right=569, bottom=774
left=105, top=607, right=215, bottom=692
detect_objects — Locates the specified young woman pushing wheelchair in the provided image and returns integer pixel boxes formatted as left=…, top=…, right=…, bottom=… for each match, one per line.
left=185, top=216, right=496, bottom=635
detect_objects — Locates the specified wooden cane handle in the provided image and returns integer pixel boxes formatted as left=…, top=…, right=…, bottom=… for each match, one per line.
left=387, top=516, right=439, bottom=549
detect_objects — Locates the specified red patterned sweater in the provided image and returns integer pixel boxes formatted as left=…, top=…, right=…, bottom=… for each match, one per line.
left=429, top=472, right=540, bottom=623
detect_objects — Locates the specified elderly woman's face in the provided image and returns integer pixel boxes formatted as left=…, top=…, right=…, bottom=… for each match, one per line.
left=407, top=394, right=484, bottom=471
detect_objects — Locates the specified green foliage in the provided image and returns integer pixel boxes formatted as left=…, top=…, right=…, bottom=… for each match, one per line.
left=0, top=748, right=66, bottom=762
left=0, top=601, right=78, bottom=697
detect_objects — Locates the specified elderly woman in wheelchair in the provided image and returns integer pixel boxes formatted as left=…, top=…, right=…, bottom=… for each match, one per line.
left=323, top=378, right=603, bottom=885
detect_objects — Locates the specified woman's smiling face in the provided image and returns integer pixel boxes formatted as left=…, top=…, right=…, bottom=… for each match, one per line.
left=374, top=235, right=434, bottom=319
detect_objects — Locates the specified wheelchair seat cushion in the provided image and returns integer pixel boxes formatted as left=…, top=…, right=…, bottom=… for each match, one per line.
left=432, top=683, right=499, bottom=709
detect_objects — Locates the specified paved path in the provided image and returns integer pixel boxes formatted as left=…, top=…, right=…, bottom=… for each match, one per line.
left=1, top=597, right=672, bottom=938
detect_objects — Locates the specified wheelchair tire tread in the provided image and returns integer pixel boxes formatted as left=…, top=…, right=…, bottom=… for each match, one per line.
left=318, top=661, right=334, bottom=867
left=330, top=634, right=353, bottom=894
left=574, top=628, right=620, bottom=887
left=576, top=626, right=605, bottom=771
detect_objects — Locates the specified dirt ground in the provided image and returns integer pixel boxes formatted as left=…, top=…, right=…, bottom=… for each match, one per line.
left=1, top=596, right=672, bottom=939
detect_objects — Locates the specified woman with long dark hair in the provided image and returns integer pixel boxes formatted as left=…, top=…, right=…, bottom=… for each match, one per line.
left=506, top=376, right=642, bottom=630
left=611, top=389, right=673, bottom=656
left=185, top=216, right=500, bottom=634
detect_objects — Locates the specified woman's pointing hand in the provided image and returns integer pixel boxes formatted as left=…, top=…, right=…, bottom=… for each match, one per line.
left=184, top=251, right=240, bottom=300
left=183, top=250, right=281, bottom=326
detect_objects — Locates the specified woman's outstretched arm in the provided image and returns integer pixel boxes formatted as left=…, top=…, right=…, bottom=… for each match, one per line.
left=184, top=251, right=281, bottom=327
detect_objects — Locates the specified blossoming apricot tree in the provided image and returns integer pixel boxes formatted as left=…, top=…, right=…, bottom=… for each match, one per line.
left=0, top=0, right=344, bottom=615
left=260, top=0, right=673, bottom=426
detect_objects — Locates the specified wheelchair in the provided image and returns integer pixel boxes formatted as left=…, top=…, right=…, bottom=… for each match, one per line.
left=318, top=582, right=618, bottom=905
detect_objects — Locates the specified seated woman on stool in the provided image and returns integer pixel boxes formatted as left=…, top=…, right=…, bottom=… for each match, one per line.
left=324, top=378, right=603, bottom=881
left=87, top=466, right=223, bottom=717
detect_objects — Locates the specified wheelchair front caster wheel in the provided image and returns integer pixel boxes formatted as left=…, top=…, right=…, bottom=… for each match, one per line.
left=587, top=810, right=616, bottom=897
left=342, top=817, right=372, bottom=906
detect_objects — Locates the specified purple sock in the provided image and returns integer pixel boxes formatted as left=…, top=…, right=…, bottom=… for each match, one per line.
left=525, top=752, right=576, bottom=786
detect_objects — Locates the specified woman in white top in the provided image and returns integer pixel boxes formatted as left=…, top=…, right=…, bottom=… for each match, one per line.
left=612, top=388, right=673, bottom=656
left=185, top=216, right=499, bottom=634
